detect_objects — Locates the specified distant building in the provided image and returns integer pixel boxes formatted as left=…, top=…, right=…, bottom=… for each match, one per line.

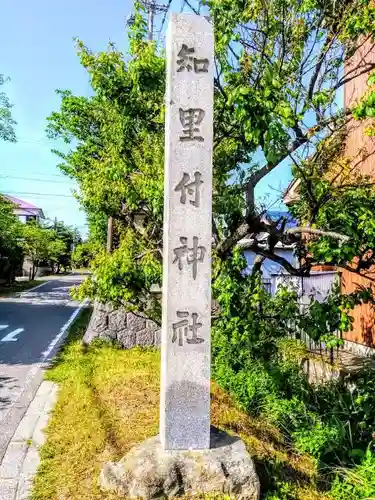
left=239, top=211, right=298, bottom=284
left=283, top=39, right=375, bottom=355
left=239, top=211, right=337, bottom=298
left=2, top=195, right=46, bottom=278
left=3, top=195, right=44, bottom=223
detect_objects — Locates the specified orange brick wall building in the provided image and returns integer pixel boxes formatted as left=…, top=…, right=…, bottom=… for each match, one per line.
left=342, top=40, right=375, bottom=348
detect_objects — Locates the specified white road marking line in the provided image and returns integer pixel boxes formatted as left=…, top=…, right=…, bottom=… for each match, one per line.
left=0, top=325, right=9, bottom=331
left=1, top=328, right=24, bottom=342
left=41, top=299, right=89, bottom=359
left=20, top=280, right=53, bottom=294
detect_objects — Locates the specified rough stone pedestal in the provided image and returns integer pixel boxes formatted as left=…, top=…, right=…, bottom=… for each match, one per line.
left=99, top=427, right=260, bottom=499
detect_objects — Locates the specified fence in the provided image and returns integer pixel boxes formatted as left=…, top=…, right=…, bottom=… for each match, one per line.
left=270, top=271, right=342, bottom=364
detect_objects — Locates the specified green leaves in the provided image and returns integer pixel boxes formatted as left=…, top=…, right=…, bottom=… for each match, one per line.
left=0, top=74, right=16, bottom=142
left=73, top=228, right=162, bottom=321
left=45, top=0, right=375, bottom=316
left=312, top=89, right=334, bottom=109
left=0, top=196, right=24, bottom=282
left=239, top=86, right=250, bottom=95
left=21, top=222, right=69, bottom=272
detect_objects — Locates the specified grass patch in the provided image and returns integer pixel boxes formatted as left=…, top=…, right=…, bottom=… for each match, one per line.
left=0, top=279, right=40, bottom=297
left=32, top=309, right=327, bottom=500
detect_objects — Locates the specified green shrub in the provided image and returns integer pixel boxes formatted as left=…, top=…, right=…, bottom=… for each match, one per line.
left=293, top=422, right=342, bottom=462
left=231, top=365, right=276, bottom=414
left=212, top=250, right=375, bottom=473
left=263, top=395, right=314, bottom=435
left=309, top=369, right=375, bottom=464
left=213, top=354, right=277, bottom=415
left=330, top=448, right=375, bottom=499
left=264, top=481, right=298, bottom=500
left=212, top=250, right=300, bottom=367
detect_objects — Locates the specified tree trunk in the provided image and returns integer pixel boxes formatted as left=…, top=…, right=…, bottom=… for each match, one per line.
left=31, top=262, right=36, bottom=280
left=107, top=216, right=113, bottom=254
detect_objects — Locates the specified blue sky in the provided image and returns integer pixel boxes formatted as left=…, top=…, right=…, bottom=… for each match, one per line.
left=0, top=0, right=291, bottom=238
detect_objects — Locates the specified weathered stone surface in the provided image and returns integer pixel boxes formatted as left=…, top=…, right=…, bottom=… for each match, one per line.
left=160, top=12, right=214, bottom=451
left=146, top=320, right=159, bottom=333
left=117, top=330, right=137, bottom=350
left=127, top=313, right=147, bottom=332
left=99, top=428, right=260, bottom=499
left=87, top=303, right=111, bottom=334
left=83, top=301, right=160, bottom=349
left=136, top=329, right=155, bottom=347
left=108, top=308, right=127, bottom=332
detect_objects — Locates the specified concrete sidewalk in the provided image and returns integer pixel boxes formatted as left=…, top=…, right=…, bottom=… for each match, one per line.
left=0, top=381, right=57, bottom=500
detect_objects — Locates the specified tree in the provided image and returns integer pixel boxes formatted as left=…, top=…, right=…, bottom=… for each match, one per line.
left=21, top=222, right=67, bottom=279
left=47, top=0, right=375, bottom=321
left=0, top=74, right=16, bottom=142
left=46, top=220, right=81, bottom=273
left=72, top=240, right=100, bottom=269
left=0, top=196, right=23, bottom=283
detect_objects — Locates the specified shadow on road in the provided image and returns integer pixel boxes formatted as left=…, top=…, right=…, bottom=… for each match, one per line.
left=0, top=375, right=18, bottom=410
left=0, top=276, right=86, bottom=367
left=0, top=278, right=83, bottom=306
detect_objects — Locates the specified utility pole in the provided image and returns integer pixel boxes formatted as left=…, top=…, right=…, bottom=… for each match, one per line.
left=117, top=1, right=167, bottom=256
left=127, top=0, right=168, bottom=41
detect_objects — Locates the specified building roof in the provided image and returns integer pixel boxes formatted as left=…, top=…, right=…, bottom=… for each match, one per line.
left=266, top=210, right=297, bottom=229
left=2, top=194, right=45, bottom=218
left=3, top=195, right=41, bottom=210
left=283, top=178, right=301, bottom=205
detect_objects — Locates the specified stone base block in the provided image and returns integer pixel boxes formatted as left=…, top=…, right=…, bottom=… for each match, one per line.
left=99, top=427, right=260, bottom=499
left=83, top=301, right=161, bottom=349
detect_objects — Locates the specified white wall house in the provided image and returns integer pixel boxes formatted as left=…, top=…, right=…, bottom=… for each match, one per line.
left=3, top=195, right=44, bottom=223
left=238, top=211, right=337, bottom=300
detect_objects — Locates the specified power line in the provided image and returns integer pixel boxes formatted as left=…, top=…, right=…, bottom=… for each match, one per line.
left=3, top=191, right=75, bottom=198
left=0, top=175, right=74, bottom=184
left=0, top=169, right=67, bottom=178
left=140, top=0, right=169, bottom=41
left=127, top=0, right=168, bottom=41
left=158, top=0, right=173, bottom=43
left=181, top=0, right=199, bottom=14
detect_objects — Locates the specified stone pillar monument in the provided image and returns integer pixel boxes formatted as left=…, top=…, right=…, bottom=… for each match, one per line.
left=160, top=12, right=213, bottom=451
left=100, top=13, right=260, bottom=498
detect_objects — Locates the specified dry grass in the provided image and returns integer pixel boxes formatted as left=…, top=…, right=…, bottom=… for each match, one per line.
left=31, top=309, right=328, bottom=500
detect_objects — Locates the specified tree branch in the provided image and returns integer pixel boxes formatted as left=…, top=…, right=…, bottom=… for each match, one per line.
left=285, top=227, right=350, bottom=243
left=250, top=242, right=310, bottom=276
left=216, top=221, right=251, bottom=257
left=334, top=62, right=375, bottom=92
left=307, top=35, right=334, bottom=102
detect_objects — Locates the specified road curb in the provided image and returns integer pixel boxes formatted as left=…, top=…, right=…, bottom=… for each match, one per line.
left=0, top=381, right=58, bottom=500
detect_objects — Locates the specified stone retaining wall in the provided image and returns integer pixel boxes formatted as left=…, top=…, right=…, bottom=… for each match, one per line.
left=83, top=302, right=161, bottom=349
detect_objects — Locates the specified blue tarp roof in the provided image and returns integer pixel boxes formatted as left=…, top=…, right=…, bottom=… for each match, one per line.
left=265, top=210, right=297, bottom=230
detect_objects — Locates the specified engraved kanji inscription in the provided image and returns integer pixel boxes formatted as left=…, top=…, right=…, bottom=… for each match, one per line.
left=179, top=108, right=205, bottom=142
left=176, top=44, right=209, bottom=73
left=172, top=236, right=206, bottom=280
left=174, top=172, right=203, bottom=208
left=172, top=311, right=204, bottom=346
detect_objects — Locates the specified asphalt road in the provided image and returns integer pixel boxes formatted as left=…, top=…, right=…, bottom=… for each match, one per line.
left=0, top=274, right=86, bottom=462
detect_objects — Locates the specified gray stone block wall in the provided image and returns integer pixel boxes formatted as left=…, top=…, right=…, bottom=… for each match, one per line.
left=83, top=302, right=161, bottom=349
